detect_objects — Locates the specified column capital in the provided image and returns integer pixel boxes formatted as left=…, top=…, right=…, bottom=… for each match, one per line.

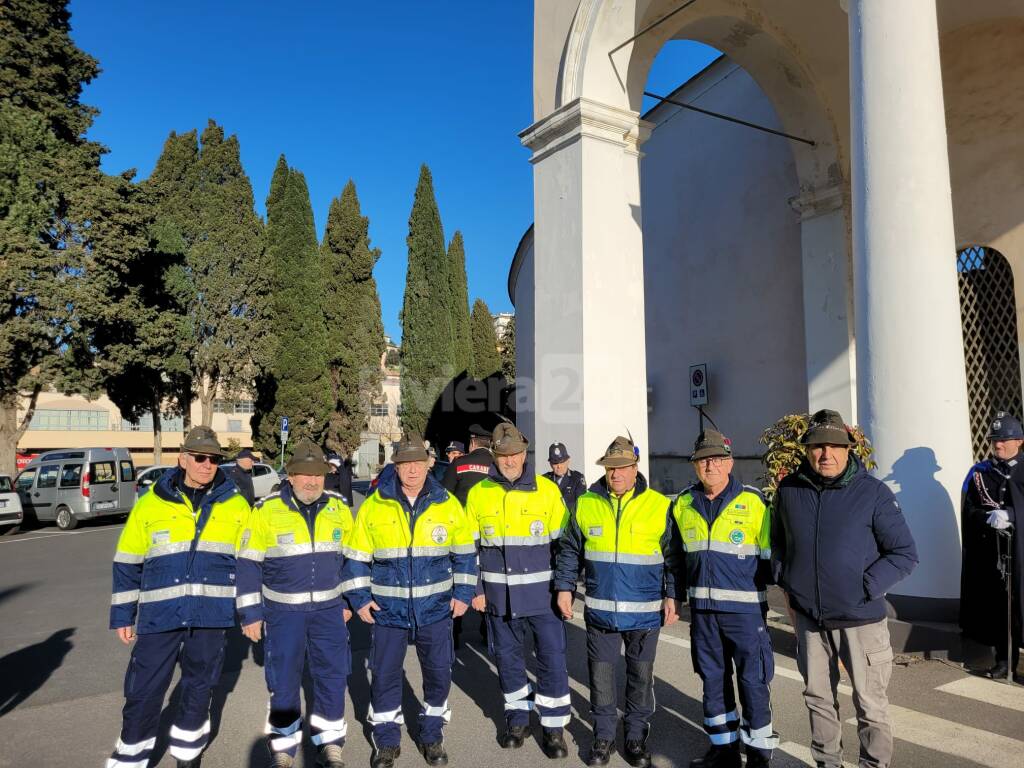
left=519, top=97, right=652, bottom=164
left=788, top=183, right=848, bottom=222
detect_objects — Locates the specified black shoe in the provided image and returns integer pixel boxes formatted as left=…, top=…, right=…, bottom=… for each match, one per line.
left=623, top=738, right=651, bottom=768
left=689, top=744, right=742, bottom=768
left=990, top=661, right=1010, bottom=679
left=419, top=741, right=448, bottom=767
left=317, top=742, right=345, bottom=768
left=177, top=759, right=202, bottom=768
left=498, top=725, right=529, bottom=749
left=587, top=739, right=613, bottom=767
left=542, top=729, right=568, bottom=759
left=371, top=745, right=401, bottom=768
left=744, top=748, right=772, bottom=767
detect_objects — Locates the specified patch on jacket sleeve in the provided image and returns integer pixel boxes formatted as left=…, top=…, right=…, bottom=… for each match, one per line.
left=240, top=529, right=251, bottom=549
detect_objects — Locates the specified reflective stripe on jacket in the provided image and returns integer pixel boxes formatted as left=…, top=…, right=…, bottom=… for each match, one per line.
left=672, top=476, right=771, bottom=614
left=554, top=474, right=678, bottom=631
left=110, top=468, right=249, bottom=634
left=466, top=464, right=568, bottom=618
left=234, top=484, right=354, bottom=624
left=342, top=472, right=477, bottom=628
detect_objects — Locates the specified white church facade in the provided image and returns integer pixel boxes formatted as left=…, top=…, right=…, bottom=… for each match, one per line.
left=509, top=0, right=1024, bottom=631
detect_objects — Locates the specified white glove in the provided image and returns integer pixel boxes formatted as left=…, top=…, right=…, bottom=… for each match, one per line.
left=986, top=509, right=1012, bottom=530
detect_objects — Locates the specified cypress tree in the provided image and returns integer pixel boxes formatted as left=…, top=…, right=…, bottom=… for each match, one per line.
left=0, top=0, right=105, bottom=473
left=321, top=180, right=385, bottom=457
left=470, top=298, right=502, bottom=380
left=258, top=157, right=332, bottom=456
left=499, top=315, right=516, bottom=381
left=447, top=231, right=473, bottom=375
left=400, top=165, right=455, bottom=434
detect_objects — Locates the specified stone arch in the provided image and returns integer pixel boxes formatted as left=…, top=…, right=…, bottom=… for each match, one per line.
left=557, top=0, right=844, bottom=195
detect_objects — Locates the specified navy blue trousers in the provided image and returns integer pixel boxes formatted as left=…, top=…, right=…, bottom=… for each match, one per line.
left=107, top=627, right=225, bottom=767
left=586, top=625, right=660, bottom=741
left=690, top=610, right=777, bottom=757
left=485, top=611, right=570, bottom=731
left=369, top=617, right=453, bottom=748
left=263, top=607, right=350, bottom=757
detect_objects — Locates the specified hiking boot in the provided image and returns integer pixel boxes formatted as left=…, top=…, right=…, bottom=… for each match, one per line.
left=269, top=752, right=294, bottom=768
left=176, top=759, right=202, bottom=768
left=587, top=739, right=612, bottom=766
left=744, top=747, right=772, bottom=767
left=317, top=742, right=345, bottom=768
left=541, top=729, right=568, bottom=759
left=419, top=741, right=448, bottom=767
left=689, top=744, right=741, bottom=768
left=371, top=745, right=401, bottom=768
left=623, top=738, right=652, bottom=767
left=498, top=725, right=529, bottom=749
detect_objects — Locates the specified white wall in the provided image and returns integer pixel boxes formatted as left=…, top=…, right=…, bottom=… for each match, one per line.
left=640, top=59, right=808, bottom=493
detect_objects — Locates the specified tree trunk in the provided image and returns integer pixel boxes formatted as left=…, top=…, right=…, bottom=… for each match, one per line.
left=151, top=399, right=163, bottom=465
left=180, top=377, right=193, bottom=432
left=198, top=374, right=218, bottom=427
left=0, top=386, right=41, bottom=476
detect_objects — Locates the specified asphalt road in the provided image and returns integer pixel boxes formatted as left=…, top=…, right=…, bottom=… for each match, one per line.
left=0, top=520, right=1022, bottom=768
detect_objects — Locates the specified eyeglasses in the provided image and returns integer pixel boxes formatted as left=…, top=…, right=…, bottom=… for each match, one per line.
left=693, top=457, right=728, bottom=467
left=188, top=453, right=220, bottom=465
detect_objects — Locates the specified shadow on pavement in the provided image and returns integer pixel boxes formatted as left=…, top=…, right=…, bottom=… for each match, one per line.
left=0, top=627, right=75, bottom=717
left=0, top=582, right=36, bottom=609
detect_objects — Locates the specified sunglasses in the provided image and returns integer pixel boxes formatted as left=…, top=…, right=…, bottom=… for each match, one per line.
left=187, top=453, right=221, bottom=465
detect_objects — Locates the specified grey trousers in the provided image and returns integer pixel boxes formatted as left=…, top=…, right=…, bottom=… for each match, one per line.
left=794, top=613, right=895, bottom=768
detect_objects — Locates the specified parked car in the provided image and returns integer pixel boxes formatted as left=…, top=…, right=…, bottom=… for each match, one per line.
left=135, top=464, right=175, bottom=495
left=16, top=448, right=136, bottom=530
left=0, top=475, right=25, bottom=533
left=220, top=461, right=281, bottom=499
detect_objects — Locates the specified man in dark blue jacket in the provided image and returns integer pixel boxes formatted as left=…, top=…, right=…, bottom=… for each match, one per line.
left=543, top=441, right=588, bottom=511
left=772, top=409, right=917, bottom=768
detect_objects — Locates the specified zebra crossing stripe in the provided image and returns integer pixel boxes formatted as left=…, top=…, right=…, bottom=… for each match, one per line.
left=935, top=676, right=1024, bottom=713
left=775, top=741, right=856, bottom=767
left=845, top=705, right=1024, bottom=768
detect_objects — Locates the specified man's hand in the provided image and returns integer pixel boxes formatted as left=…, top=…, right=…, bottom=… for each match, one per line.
left=556, top=591, right=574, bottom=620
left=451, top=599, right=469, bottom=618
left=343, top=608, right=353, bottom=623
left=115, top=626, right=136, bottom=645
left=357, top=600, right=380, bottom=624
left=662, top=597, right=681, bottom=626
left=242, top=621, right=263, bottom=643
left=471, top=594, right=487, bottom=612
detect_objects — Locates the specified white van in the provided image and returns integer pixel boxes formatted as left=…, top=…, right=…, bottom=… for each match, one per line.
left=16, top=448, right=136, bottom=530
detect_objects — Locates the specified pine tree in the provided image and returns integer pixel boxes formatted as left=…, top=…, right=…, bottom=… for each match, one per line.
left=321, top=180, right=385, bottom=457
left=470, top=299, right=502, bottom=380
left=447, top=231, right=473, bottom=376
left=400, top=165, right=455, bottom=434
left=76, top=173, right=189, bottom=463
left=0, top=0, right=105, bottom=474
left=257, top=157, right=332, bottom=457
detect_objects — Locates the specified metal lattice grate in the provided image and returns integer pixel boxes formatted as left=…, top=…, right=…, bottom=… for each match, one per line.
left=957, top=246, right=1024, bottom=461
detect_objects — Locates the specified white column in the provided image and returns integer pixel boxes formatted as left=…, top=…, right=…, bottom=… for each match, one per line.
left=849, top=0, right=972, bottom=608
left=519, top=98, right=652, bottom=477
left=791, top=184, right=856, bottom=419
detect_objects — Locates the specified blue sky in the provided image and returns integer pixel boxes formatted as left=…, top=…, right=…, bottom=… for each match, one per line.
left=69, top=1, right=718, bottom=340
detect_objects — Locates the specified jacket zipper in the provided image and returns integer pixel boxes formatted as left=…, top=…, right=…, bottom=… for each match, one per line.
left=304, top=501, right=316, bottom=602
left=404, top=498, right=415, bottom=629
left=814, top=489, right=822, bottom=619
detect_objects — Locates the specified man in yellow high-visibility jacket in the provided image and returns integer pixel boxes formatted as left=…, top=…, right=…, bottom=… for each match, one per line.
left=106, top=426, right=249, bottom=768
left=554, top=435, right=681, bottom=768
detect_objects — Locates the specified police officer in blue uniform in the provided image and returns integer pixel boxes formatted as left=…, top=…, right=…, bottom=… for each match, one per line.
left=543, top=442, right=588, bottom=512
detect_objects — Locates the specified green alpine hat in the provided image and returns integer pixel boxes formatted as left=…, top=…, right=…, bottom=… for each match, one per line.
left=392, top=433, right=430, bottom=463
left=182, top=425, right=224, bottom=457
left=800, top=409, right=854, bottom=446
left=691, top=429, right=733, bottom=461
left=597, top=435, right=639, bottom=468
left=285, top=438, right=331, bottom=475
left=491, top=423, right=529, bottom=456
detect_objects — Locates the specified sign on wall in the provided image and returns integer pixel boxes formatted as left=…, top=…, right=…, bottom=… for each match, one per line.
left=689, top=364, right=709, bottom=406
